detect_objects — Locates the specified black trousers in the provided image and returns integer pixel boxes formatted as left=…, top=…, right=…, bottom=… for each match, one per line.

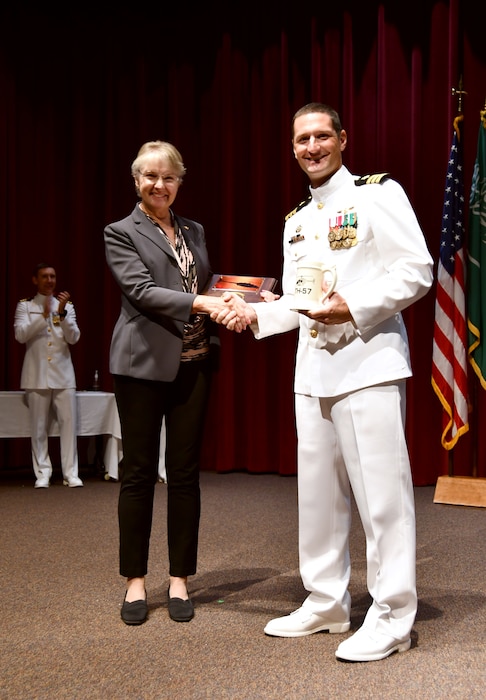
left=114, top=360, right=211, bottom=579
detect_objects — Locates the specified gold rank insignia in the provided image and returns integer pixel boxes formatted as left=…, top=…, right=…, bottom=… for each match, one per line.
left=354, top=172, right=390, bottom=186
left=285, top=195, right=312, bottom=221
left=328, top=208, right=358, bottom=250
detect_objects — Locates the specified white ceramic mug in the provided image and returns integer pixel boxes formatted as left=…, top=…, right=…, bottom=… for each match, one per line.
left=292, top=261, right=337, bottom=310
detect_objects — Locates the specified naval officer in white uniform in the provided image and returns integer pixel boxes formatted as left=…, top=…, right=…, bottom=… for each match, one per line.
left=212, top=103, right=433, bottom=662
left=14, top=262, right=83, bottom=488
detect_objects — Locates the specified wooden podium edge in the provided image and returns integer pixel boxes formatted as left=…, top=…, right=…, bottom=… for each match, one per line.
left=433, top=475, right=486, bottom=508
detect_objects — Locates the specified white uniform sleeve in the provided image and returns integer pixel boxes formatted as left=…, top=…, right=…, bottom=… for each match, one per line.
left=14, top=302, right=45, bottom=344
left=342, top=179, right=433, bottom=334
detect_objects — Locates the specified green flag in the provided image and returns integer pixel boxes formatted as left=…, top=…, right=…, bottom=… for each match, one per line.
left=467, top=108, right=486, bottom=387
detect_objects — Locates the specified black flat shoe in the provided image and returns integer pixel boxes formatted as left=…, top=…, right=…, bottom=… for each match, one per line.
left=121, top=591, right=148, bottom=625
left=168, top=589, right=194, bottom=622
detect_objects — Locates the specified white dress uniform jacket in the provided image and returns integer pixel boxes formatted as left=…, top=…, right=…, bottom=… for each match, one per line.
left=251, top=166, right=433, bottom=393
left=14, top=293, right=80, bottom=389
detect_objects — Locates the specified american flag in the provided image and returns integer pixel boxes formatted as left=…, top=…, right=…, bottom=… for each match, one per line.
left=431, top=114, right=469, bottom=449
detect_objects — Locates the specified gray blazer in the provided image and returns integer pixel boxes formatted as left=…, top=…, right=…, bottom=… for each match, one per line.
left=104, top=204, right=217, bottom=382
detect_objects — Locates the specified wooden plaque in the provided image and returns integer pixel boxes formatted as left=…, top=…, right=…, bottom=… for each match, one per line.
left=204, top=274, right=278, bottom=302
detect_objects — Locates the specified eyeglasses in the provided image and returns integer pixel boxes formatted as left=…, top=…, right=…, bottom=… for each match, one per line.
left=139, top=171, right=181, bottom=186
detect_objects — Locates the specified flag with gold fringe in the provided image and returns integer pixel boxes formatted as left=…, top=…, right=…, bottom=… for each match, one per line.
left=467, top=107, right=486, bottom=387
left=432, top=114, right=469, bottom=449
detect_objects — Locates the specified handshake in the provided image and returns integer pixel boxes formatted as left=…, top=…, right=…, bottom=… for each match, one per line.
left=193, top=290, right=280, bottom=333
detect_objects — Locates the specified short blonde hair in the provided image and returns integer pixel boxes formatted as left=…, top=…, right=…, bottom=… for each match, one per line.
left=131, top=141, right=187, bottom=180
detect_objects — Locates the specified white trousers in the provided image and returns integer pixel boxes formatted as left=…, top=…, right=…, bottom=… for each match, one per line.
left=295, top=381, right=417, bottom=640
left=26, top=388, right=79, bottom=481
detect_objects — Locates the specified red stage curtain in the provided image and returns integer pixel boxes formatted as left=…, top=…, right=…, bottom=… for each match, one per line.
left=1, top=2, right=485, bottom=484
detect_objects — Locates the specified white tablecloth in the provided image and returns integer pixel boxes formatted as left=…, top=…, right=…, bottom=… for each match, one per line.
left=0, top=391, right=166, bottom=481
left=0, top=391, right=122, bottom=478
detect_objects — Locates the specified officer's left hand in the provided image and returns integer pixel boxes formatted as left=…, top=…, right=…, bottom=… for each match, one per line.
left=304, top=291, right=354, bottom=325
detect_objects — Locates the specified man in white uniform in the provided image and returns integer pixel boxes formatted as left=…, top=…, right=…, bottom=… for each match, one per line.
left=213, top=103, right=433, bottom=661
left=14, top=263, right=83, bottom=488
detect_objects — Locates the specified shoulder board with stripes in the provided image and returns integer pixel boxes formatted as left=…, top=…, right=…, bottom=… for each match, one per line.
left=285, top=195, right=312, bottom=221
left=354, top=173, right=391, bottom=186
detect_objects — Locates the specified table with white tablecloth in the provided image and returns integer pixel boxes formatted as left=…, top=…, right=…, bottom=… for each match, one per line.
left=0, top=391, right=122, bottom=478
left=0, top=391, right=166, bottom=481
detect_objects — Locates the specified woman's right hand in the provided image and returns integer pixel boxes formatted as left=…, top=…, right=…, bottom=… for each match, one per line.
left=193, top=293, right=253, bottom=332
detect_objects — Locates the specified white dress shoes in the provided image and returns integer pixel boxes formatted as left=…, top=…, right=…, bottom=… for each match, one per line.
left=264, top=607, right=350, bottom=637
left=335, top=626, right=411, bottom=662
left=34, top=477, right=50, bottom=488
left=63, top=476, right=84, bottom=487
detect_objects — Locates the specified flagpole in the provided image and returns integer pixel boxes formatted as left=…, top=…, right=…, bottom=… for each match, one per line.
left=451, top=76, right=467, bottom=113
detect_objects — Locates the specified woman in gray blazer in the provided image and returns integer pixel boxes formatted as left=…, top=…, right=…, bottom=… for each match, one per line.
left=104, top=141, right=243, bottom=625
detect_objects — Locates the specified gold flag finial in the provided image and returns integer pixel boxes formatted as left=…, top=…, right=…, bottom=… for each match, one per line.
left=452, top=76, right=467, bottom=113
